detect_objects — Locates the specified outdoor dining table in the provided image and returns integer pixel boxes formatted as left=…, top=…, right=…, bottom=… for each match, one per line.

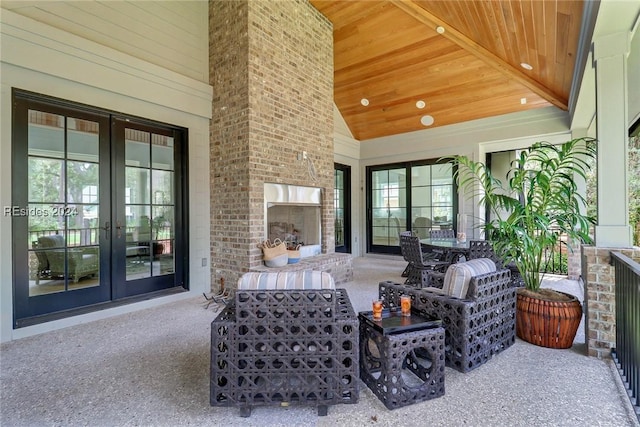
left=420, top=237, right=470, bottom=264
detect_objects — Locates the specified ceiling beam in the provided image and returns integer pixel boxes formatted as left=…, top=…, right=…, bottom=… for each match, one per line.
left=390, top=0, right=568, bottom=110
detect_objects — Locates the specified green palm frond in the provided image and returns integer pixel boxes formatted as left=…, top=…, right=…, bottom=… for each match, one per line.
left=445, top=138, right=596, bottom=291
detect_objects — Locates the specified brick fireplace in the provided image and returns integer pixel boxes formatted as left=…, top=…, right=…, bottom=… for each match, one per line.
left=265, top=183, right=322, bottom=257
left=209, top=0, right=337, bottom=290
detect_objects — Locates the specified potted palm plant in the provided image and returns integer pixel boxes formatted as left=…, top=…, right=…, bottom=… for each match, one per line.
left=448, top=138, right=596, bottom=348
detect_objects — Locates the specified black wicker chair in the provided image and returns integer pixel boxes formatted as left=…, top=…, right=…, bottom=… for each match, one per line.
left=379, top=265, right=516, bottom=373
left=427, top=229, right=457, bottom=263
left=429, top=229, right=455, bottom=239
left=467, top=240, right=524, bottom=287
left=400, top=233, right=449, bottom=287
left=210, top=271, right=359, bottom=417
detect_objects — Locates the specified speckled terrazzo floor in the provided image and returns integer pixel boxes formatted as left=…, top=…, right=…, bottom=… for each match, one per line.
left=1, top=256, right=638, bottom=427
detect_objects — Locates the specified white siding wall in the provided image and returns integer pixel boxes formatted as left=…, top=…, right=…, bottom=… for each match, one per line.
left=1, top=0, right=209, bottom=82
left=334, top=134, right=361, bottom=256
left=0, top=6, right=212, bottom=342
left=629, top=24, right=640, bottom=125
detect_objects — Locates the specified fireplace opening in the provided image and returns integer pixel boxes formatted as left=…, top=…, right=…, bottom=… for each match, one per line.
left=264, top=183, right=322, bottom=258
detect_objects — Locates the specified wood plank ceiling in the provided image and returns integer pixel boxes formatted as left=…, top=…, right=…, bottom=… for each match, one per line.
left=310, top=0, right=586, bottom=141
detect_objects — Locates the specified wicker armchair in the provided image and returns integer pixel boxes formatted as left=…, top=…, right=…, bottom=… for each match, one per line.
left=210, top=271, right=359, bottom=417
left=379, top=264, right=516, bottom=373
left=34, top=235, right=99, bottom=284
left=400, top=233, right=449, bottom=287
left=467, top=240, right=524, bottom=287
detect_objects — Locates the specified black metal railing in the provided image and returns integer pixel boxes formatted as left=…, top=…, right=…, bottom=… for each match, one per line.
left=29, top=228, right=100, bottom=247
left=536, top=228, right=568, bottom=274
left=610, top=251, right=640, bottom=422
left=29, top=226, right=172, bottom=248
left=540, top=236, right=568, bottom=274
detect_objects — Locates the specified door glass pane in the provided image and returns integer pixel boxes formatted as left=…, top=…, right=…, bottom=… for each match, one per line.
left=126, top=167, right=151, bottom=205
left=28, top=111, right=64, bottom=158
left=28, top=111, right=100, bottom=296
left=334, top=169, right=344, bottom=247
left=151, top=134, right=174, bottom=170
left=152, top=170, right=174, bottom=204
left=412, top=165, right=431, bottom=186
left=151, top=134, right=174, bottom=276
left=410, top=163, right=454, bottom=237
left=432, top=164, right=453, bottom=184
left=28, top=158, right=64, bottom=203
left=125, top=129, right=175, bottom=280
left=125, top=129, right=150, bottom=167
left=371, top=168, right=406, bottom=246
left=68, top=118, right=99, bottom=162
left=126, top=205, right=152, bottom=280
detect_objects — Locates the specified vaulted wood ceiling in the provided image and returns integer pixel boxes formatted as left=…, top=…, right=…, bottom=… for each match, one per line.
left=310, top=0, right=586, bottom=141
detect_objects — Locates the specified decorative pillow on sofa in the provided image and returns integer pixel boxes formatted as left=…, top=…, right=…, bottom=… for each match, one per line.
left=237, top=270, right=335, bottom=290
left=442, top=258, right=497, bottom=298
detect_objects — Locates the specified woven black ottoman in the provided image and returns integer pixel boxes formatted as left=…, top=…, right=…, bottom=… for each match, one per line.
left=359, top=310, right=445, bottom=410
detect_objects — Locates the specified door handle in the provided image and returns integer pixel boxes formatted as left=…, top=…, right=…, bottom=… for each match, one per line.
left=100, top=221, right=111, bottom=238
left=116, top=221, right=123, bottom=239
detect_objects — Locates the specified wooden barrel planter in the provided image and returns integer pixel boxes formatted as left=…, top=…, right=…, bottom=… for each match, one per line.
left=516, top=290, right=582, bottom=349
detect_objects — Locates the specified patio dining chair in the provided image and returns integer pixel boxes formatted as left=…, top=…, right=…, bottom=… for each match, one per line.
left=429, top=229, right=455, bottom=239
left=428, top=229, right=456, bottom=262
left=400, top=233, right=449, bottom=287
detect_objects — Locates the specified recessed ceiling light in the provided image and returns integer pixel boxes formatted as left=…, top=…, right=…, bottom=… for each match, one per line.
left=420, top=115, right=434, bottom=126
left=360, top=98, right=369, bottom=106
left=416, top=100, right=426, bottom=109
left=520, top=62, right=533, bottom=70
left=436, top=26, right=445, bottom=34
left=520, top=98, right=527, bottom=105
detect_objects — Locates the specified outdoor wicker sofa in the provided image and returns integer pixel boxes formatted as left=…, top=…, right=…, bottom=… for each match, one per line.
left=379, top=258, right=516, bottom=373
left=210, top=271, right=359, bottom=417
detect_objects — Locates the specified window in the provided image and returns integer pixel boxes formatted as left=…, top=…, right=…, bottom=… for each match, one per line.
left=367, top=160, right=456, bottom=254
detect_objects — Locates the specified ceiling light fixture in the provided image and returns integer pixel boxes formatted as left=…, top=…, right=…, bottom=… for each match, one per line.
left=520, top=98, right=527, bottom=105
left=360, top=98, right=369, bottom=106
left=416, top=100, right=426, bottom=109
left=436, top=26, right=445, bottom=34
left=520, top=62, right=533, bottom=70
left=420, top=115, right=434, bottom=126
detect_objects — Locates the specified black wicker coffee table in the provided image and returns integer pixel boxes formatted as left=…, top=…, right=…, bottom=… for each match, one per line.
left=359, top=309, right=445, bottom=410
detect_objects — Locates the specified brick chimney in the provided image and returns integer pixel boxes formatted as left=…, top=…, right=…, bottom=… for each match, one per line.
left=209, top=0, right=334, bottom=289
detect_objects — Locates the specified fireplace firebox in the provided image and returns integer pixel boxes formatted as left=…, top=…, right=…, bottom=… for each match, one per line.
left=264, top=183, right=322, bottom=258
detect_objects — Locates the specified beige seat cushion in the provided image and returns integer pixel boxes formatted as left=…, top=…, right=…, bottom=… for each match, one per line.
left=442, top=258, right=496, bottom=298
left=237, top=270, right=335, bottom=290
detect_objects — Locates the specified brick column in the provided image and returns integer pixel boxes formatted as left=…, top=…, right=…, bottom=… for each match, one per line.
left=209, top=0, right=334, bottom=290
left=582, top=245, right=640, bottom=358
left=567, top=237, right=581, bottom=280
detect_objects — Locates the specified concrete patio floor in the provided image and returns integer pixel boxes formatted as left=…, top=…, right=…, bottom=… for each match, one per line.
left=1, top=256, right=638, bottom=427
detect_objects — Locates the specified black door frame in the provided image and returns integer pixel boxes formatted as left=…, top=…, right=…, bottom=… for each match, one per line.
left=11, top=89, right=188, bottom=327
left=334, top=163, right=351, bottom=253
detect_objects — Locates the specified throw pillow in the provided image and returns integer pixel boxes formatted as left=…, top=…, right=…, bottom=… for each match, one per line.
left=238, top=270, right=335, bottom=290
left=442, top=258, right=496, bottom=298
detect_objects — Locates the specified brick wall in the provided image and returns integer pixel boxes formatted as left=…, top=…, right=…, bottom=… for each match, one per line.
left=209, top=0, right=334, bottom=290
left=581, top=245, right=640, bottom=358
left=567, top=237, right=581, bottom=280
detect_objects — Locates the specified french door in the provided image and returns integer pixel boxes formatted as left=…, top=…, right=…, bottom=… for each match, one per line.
left=334, top=163, right=351, bottom=253
left=12, top=90, right=186, bottom=326
left=367, top=160, right=456, bottom=255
